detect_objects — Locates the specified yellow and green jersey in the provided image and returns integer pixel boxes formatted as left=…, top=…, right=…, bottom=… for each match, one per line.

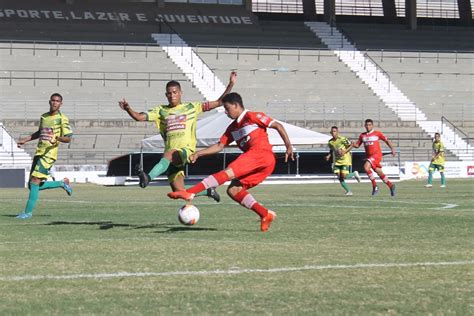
left=35, top=111, right=73, bottom=160
left=146, top=102, right=203, bottom=153
left=432, top=141, right=445, bottom=165
left=328, top=136, right=352, bottom=166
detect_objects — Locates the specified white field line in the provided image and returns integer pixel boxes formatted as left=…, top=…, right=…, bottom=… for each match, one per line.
left=0, top=198, right=458, bottom=209
left=1, top=260, right=473, bottom=282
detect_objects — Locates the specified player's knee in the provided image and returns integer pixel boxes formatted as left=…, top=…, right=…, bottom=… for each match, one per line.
left=163, top=150, right=175, bottom=161
left=226, top=186, right=241, bottom=198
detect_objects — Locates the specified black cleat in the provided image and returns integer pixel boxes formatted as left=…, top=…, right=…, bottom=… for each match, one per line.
left=135, top=163, right=150, bottom=188
left=207, top=188, right=220, bottom=202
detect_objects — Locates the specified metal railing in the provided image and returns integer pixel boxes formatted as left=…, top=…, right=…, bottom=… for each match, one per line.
left=195, top=45, right=334, bottom=61
left=363, top=52, right=391, bottom=92
left=367, top=49, right=474, bottom=64
left=252, top=0, right=304, bottom=13
left=0, top=70, right=191, bottom=88
left=0, top=39, right=163, bottom=57
left=441, top=116, right=470, bottom=150
left=2, top=39, right=473, bottom=62
left=156, top=18, right=219, bottom=86
left=2, top=100, right=473, bottom=127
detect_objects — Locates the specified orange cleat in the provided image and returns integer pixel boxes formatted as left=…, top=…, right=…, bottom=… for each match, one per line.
left=260, top=210, right=276, bottom=232
left=167, top=190, right=195, bottom=201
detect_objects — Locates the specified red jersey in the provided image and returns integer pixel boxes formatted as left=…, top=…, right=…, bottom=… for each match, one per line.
left=356, top=130, right=387, bottom=157
left=220, top=110, right=274, bottom=152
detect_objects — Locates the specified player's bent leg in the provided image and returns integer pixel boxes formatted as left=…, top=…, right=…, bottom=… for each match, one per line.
left=168, top=169, right=231, bottom=201
left=38, top=178, right=72, bottom=196
left=353, top=171, right=361, bottom=183
left=227, top=181, right=275, bottom=232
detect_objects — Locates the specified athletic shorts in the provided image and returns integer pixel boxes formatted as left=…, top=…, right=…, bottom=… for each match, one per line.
left=166, top=148, right=192, bottom=183
left=429, top=163, right=445, bottom=173
left=228, top=150, right=276, bottom=189
left=366, top=155, right=382, bottom=169
left=30, top=155, right=55, bottom=180
left=333, top=164, right=351, bottom=175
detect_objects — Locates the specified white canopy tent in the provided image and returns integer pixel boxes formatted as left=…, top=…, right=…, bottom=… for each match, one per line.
left=141, top=111, right=330, bottom=150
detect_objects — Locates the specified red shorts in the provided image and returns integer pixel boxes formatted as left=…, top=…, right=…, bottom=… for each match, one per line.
left=366, top=155, right=382, bottom=169
left=227, top=150, right=276, bottom=189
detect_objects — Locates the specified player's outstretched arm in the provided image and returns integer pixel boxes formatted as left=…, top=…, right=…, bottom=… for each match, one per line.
left=270, top=121, right=294, bottom=162
left=385, top=139, right=397, bottom=157
left=118, top=98, right=147, bottom=121
left=17, top=130, right=40, bottom=147
left=190, top=142, right=226, bottom=163
left=204, top=71, right=237, bottom=111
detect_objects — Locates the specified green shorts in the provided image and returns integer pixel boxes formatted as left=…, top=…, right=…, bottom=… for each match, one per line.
left=30, top=155, right=55, bottom=180
left=429, top=163, right=444, bottom=173
left=166, top=148, right=192, bottom=183
left=333, top=165, right=351, bottom=175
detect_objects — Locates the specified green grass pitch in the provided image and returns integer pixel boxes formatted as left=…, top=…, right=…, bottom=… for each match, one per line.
left=0, top=179, right=473, bottom=314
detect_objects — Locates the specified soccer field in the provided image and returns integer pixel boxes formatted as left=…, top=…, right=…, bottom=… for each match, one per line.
left=0, top=179, right=473, bottom=314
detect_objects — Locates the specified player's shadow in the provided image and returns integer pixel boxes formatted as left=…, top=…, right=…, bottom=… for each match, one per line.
left=3, top=214, right=51, bottom=218
left=154, top=226, right=219, bottom=233
left=44, top=221, right=219, bottom=232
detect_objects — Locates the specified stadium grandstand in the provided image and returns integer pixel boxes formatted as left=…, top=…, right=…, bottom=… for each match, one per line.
left=1, top=0, right=474, bottom=314
left=0, top=0, right=472, bottom=178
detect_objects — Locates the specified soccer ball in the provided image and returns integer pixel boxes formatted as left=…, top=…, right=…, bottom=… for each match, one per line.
left=178, top=204, right=200, bottom=226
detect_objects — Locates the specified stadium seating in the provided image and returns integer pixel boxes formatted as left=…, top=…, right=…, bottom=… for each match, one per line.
left=1, top=17, right=472, bottom=166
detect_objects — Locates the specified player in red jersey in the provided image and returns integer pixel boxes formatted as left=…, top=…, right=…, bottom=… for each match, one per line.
left=168, top=92, right=294, bottom=232
left=350, top=119, right=397, bottom=196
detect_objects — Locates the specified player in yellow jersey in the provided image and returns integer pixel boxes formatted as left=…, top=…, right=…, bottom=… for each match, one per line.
left=325, top=126, right=361, bottom=195
left=119, top=72, right=237, bottom=199
left=425, top=132, right=446, bottom=188
left=16, top=93, right=73, bottom=219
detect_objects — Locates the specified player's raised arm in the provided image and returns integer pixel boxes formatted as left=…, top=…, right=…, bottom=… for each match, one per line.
left=118, top=98, right=147, bottom=121
left=269, top=121, right=294, bottom=162
left=203, top=71, right=237, bottom=111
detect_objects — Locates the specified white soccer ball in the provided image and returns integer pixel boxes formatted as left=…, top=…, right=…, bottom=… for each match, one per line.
left=178, top=204, right=200, bottom=226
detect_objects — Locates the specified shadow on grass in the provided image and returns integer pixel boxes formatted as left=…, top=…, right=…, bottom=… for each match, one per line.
left=44, top=221, right=219, bottom=232
left=2, top=214, right=51, bottom=218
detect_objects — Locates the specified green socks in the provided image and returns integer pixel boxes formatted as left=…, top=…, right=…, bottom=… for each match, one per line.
left=340, top=180, right=351, bottom=193
left=24, top=182, right=40, bottom=214
left=427, top=172, right=433, bottom=185
left=148, top=158, right=171, bottom=179
left=441, top=173, right=446, bottom=186
left=40, top=180, right=63, bottom=190
left=346, top=172, right=355, bottom=179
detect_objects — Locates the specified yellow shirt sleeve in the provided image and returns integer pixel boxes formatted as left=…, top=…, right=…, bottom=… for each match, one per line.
left=192, top=102, right=203, bottom=116
left=146, top=107, right=161, bottom=122
left=61, top=114, right=73, bottom=137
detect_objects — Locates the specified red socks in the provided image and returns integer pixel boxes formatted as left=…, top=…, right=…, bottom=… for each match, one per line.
left=232, top=189, right=268, bottom=218
left=367, top=169, right=393, bottom=189
left=366, top=169, right=377, bottom=188
left=379, top=172, right=394, bottom=189
left=188, top=170, right=230, bottom=194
